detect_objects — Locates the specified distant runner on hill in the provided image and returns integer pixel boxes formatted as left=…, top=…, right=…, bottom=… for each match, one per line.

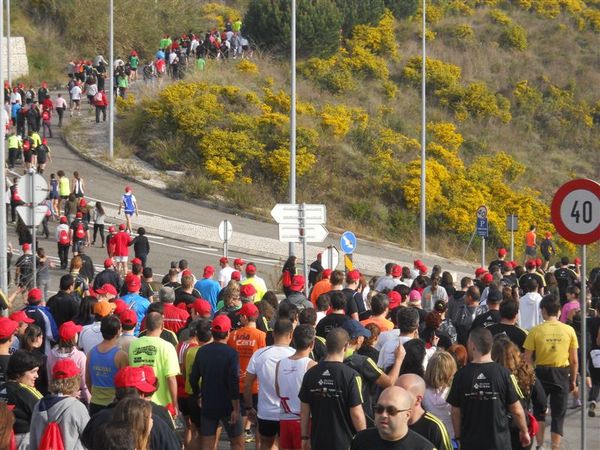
left=118, top=185, right=138, bottom=233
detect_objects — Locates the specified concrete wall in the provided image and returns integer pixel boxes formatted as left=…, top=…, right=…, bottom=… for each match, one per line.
left=1, top=37, right=28, bottom=79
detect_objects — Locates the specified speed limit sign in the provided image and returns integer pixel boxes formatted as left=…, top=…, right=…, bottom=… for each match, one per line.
left=550, top=178, right=600, bottom=245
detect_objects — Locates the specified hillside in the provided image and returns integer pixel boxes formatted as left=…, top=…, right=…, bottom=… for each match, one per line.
left=19, top=0, right=600, bottom=262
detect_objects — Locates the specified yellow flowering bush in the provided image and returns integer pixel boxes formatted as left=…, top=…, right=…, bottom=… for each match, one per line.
left=489, top=8, right=512, bottom=25
left=452, top=24, right=475, bottom=43
left=320, top=104, right=354, bottom=137
left=261, top=146, right=317, bottom=183
left=427, top=122, right=464, bottom=151
left=500, top=24, right=528, bottom=50
left=237, top=59, right=259, bottom=74
left=402, top=57, right=462, bottom=91
left=513, top=80, right=543, bottom=114
left=199, top=3, right=241, bottom=29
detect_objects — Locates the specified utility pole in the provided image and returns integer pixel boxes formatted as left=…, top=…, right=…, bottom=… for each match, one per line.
left=420, top=0, right=427, bottom=254
left=288, top=0, right=297, bottom=257
left=0, top=0, right=7, bottom=300
left=108, top=0, right=114, bottom=159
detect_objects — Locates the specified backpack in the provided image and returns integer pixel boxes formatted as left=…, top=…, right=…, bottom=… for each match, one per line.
left=42, top=110, right=50, bottom=121
left=58, top=229, right=70, bottom=246
left=282, top=269, right=292, bottom=288
left=75, top=222, right=86, bottom=240
left=23, top=139, right=31, bottom=151
left=94, top=92, right=103, bottom=103
left=38, top=421, right=65, bottom=450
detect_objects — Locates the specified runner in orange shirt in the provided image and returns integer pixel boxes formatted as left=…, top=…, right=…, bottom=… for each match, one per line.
left=360, top=293, right=394, bottom=332
left=228, top=302, right=267, bottom=443
left=310, top=269, right=333, bottom=306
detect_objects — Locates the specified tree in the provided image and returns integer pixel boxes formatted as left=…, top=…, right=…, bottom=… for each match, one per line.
left=244, top=0, right=343, bottom=57
left=334, top=0, right=385, bottom=36
left=385, top=0, right=418, bottom=19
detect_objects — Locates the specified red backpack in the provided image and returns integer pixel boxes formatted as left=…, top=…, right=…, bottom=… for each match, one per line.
left=282, top=269, right=292, bottom=288
left=38, top=421, right=65, bottom=450
left=75, top=222, right=86, bottom=240
left=58, top=229, right=70, bottom=245
left=23, top=139, right=30, bottom=151
left=42, top=110, right=50, bottom=121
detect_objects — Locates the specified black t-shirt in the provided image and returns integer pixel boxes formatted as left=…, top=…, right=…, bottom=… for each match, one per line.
left=315, top=313, right=350, bottom=338
left=310, top=335, right=327, bottom=362
left=470, top=309, right=501, bottom=330
left=554, top=268, right=578, bottom=304
left=47, top=291, right=79, bottom=327
left=357, top=345, right=379, bottom=363
left=344, top=353, right=384, bottom=424
left=453, top=305, right=478, bottom=346
left=488, top=259, right=505, bottom=274
left=15, top=254, right=34, bottom=285
left=174, top=287, right=201, bottom=306
left=0, top=354, right=10, bottom=387
left=517, top=272, right=545, bottom=291
left=35, top=144, right=49, bottom=162
left=410, top=411, right=452, bottom=450
left=341, top=288, right=364, bottom=316
left=92, top=269, right=122, bottom=292
left=299, top=361, right=363, bottom=450
left=487, top=323, right=528, bottom=352
left=351, top=428, right=435, bottom=450
left=447, top=361, right=519, bottom=450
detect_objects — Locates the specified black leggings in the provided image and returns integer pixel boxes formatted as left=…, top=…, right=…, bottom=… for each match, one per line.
left=93, top=224, right=105, bottom=244
left=535, top=366, right=569, bottom=436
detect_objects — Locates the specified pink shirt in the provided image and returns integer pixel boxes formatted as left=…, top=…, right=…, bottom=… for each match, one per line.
left=560, top=301, right=580, bottom=323
left=47, top=346, right=91, bottom=403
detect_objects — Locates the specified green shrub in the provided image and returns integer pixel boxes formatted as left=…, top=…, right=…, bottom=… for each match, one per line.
left=500, top=24, right=528, bottom=51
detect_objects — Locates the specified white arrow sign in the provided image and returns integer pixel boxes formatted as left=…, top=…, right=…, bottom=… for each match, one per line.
left=17, top=204, right=48, bottom=227
left=271, top=203, right=326, bottom=225
left=17, top=173, right=49, bottom=205
left=278, top=224, right=329, bottom=243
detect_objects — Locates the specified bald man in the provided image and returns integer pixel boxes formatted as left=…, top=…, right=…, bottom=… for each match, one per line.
left=351, top=386, right=436, bottom=449
left=396, top=374, right=452, bottom=450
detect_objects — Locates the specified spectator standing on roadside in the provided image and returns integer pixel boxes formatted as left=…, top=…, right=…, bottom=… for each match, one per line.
left=299, top=327, right=366, bottom=450
left=94, top=89, right=108, bottom=123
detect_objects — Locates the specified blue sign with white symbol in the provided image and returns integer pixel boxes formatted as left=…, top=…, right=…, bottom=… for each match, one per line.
left=477, top=218, right=489, bottom=238
left=340, top=231, right=357, bottom=254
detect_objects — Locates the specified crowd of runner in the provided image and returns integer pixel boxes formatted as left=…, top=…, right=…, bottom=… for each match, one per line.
left=1, top=19, right=600, bottom=450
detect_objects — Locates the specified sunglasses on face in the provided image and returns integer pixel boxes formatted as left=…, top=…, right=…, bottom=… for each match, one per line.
left=374, top=404, right=410, bottom=416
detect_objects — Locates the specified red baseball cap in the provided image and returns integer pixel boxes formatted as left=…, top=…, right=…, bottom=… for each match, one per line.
left=191, top=298, right=212, bottom=317
left=113, top=299, right=127, bottom=315
left=59, top=321, right=83, bottom=341
left=391, top=265, right=402, bottom=277
left=475, top=267, right=486, bottom=277
left=28, top=288, right=43, bottom=303
left=60, top=216, right=68, bottom=224
left=9, top=311, right=34, bottom=324
left=76, top=212, right=83, bottom=218
left=419, top=265, right=428, bottom=274
left=108, top=226, right=116, bottom=233
left=290, top=275, right=305, bottom=292
left=498, top=248, right=507, bottom=257
left=119, top=309, right=137, bottom=326
left=181, top=269, right=193, bottom=278
left=388, top=291, right=402, bottom=309
left=525, top=260, right=536, bottom=269
left=535, top=258, right=542, bottom=267
left=219, top=257, right=229, bottom=264
left=574, top=257, right=581, bottom=266
left=322, top=269, right=332, bottom=278
left=234, top=258, right=245, bottom=266
left=245, top=263, right=257, bottom=275
left=203, top=265, right=215, bottom=278
left=125, top=185, right=132, bottom=192
left=131, top=258, right=142, bottom=266
left=0, top=318, right=18, bottom=339
left=119, top=223, right=126, bottom=231
left=141, top=366, right=157, bottom=387
left=413, top=259, right=423, bottom=268
left=236, top=302, right=259, bottom=318
left=125, top=274, right=141, bottom=291
left=211, top=314, right=232, bottom=332
left=104, top=258, right=114, bottom=268
left=114, top=366, right=156, bottom=394
left=347, top=269, right=361, bottom=282
left=52, top=359, right=80, bottom=380
left=96, top=283, right=118, bottom=297
left=240, top=283, right=257, bottom=298
left=231, top=271, right=241, bottom=281
left=22, top=243, right=31, bottom=251
left=482, top=273, right=494, bottom=284
left=79, top=199, right=87, bottom=207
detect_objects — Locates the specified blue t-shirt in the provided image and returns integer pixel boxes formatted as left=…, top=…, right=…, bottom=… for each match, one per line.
left=122, top=293, right=150, bottom=335
left=194, top=278, right=221, bottom=312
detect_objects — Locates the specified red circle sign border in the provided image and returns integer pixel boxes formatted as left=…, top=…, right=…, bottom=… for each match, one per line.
left=550, top=178, right=600, bottom=245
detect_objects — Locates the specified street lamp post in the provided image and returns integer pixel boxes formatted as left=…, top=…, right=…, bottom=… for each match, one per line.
left=288, top=0, right=297, bottom=257
left=0, top=0, right=7, bottom=301
left=6, top=0, right=10, bottom=87
left=420, top=0, right=427, bottom=254
left=108, top=0, right=114, bottom=159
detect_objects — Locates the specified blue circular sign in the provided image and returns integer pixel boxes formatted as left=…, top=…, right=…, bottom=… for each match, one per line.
left=340, top=231, right=357, bottom=254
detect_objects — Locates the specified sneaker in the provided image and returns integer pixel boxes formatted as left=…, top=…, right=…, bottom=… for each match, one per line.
left=589, top=401, right=597, bottom=417
left=244, top=430, right=255, bottom=443
left=569, top=399, right=582, bottom=409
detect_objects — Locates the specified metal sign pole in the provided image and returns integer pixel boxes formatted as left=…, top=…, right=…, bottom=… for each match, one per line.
left=108, top=0, right=114, bottom=159
left=30, top=172, right=36, bottom=288
left=581, top=244, right=587, bottom=450
left=510, top=229, right=514, bottom=261
left=0, top=0, right=7, bottom=299
left=300, top=203, right=308, bottom=293
left=5, top=0, right=9, bottom=87
left=223, top=219, right=228, bottom=258
left=328, top=245, right=333, bottom=271
left=481, top=237, right=486, bottom=268
left=419, top=0, right=427, bottom=254
left=288, top=0, right=297, bottom=258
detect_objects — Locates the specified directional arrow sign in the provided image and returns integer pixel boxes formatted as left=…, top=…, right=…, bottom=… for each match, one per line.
left=278, top=224, right=328, bottom=243
left=270, top=203, right=326, bottom=225
left=17, top=204, right=48, bottom=227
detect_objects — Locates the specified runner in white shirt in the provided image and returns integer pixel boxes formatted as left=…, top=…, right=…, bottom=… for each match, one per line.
left=376, top=307, right=420, bottom=370
left=70, top=83, right=82, bottom=116
left=218, top=257, right=235, bottom=287
left=244, top=319, right=295, bottom=449
left=518, top=279, right=543, bottom=330
left=275, top=324, right=317, bottom=450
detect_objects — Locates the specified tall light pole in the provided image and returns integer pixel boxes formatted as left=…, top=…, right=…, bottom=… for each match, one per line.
left=6, top=0, right=9, bottom=87
left=0, top=0, right=7, bottom=300
left=420, top=0, right=427, bottom=254
left=108, top=0, right=114, bottom=159
left=288, top=0, right=297, bottom=257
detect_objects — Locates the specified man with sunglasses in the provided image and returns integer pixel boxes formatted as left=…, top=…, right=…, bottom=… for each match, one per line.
left=351, top=386, right=436, bottom=449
